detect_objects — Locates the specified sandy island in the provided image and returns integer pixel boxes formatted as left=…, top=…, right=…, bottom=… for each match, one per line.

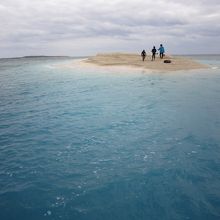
left=82, top=53, right=208, bottom=71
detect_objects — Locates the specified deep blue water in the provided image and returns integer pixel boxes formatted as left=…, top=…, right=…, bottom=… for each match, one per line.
left=0, top=56, right=220, bottom=220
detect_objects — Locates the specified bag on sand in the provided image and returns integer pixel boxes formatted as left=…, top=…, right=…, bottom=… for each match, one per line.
left=164, top=60, right=171, bottom=63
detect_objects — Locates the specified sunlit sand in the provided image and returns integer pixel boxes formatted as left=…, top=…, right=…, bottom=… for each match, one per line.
left=81, top=53, right=208, bottom=71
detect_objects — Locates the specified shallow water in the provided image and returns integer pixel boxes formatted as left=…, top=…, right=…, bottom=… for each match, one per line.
left=0, top=56, right=220, bottom=220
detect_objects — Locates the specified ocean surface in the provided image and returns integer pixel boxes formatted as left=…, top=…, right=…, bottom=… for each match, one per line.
left=0, top=55, right=220, bottom=220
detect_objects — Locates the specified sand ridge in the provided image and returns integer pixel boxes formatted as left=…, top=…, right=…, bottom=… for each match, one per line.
left=83, top=52, right=208, bottom=71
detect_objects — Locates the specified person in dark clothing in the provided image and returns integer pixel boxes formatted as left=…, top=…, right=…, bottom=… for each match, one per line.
left=151, top=46, right=157, bottom=61
left=141, top=50, right=146, bottom=61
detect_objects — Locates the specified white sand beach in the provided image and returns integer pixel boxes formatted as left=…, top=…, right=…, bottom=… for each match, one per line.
left=81, top=53, right=208, bottom=71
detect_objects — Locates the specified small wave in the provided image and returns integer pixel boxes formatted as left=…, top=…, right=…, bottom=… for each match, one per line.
left=44, top=210, right=52, bottom=216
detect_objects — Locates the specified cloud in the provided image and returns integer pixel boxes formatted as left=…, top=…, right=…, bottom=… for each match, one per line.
left=0, top=0, right=219, bottom=57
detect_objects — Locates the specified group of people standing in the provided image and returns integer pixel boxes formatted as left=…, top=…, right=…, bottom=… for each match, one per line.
left=141, top=44, right=165, bottom=61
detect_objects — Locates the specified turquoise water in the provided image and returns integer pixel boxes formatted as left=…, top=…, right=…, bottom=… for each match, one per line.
left=0, top=56, right=220, bottom=220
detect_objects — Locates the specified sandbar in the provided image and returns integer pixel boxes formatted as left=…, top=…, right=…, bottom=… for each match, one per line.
left=82, top=53, right=208, bottom=71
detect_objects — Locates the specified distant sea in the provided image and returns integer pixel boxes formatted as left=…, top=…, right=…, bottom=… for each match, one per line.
left=0, top=55, right=220, bottom=220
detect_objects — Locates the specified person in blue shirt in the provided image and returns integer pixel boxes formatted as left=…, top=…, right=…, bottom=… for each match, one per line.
left=158, top=44, right=165, bottom=59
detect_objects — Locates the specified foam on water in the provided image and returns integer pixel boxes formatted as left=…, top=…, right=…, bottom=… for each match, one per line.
left=212, top=67, right=218, bottom=69
left=0, top=55, right=220, bottom=220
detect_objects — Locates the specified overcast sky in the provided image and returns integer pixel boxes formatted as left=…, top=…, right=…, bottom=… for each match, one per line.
left=0, top=0, right=219, bottom=57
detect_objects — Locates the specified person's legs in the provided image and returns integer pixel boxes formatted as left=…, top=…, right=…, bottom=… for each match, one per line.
left=152, top=53, right=155, bottom=61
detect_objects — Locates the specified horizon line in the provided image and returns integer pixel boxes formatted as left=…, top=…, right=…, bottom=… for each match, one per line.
left=0, top=53, right=220, bottom=60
